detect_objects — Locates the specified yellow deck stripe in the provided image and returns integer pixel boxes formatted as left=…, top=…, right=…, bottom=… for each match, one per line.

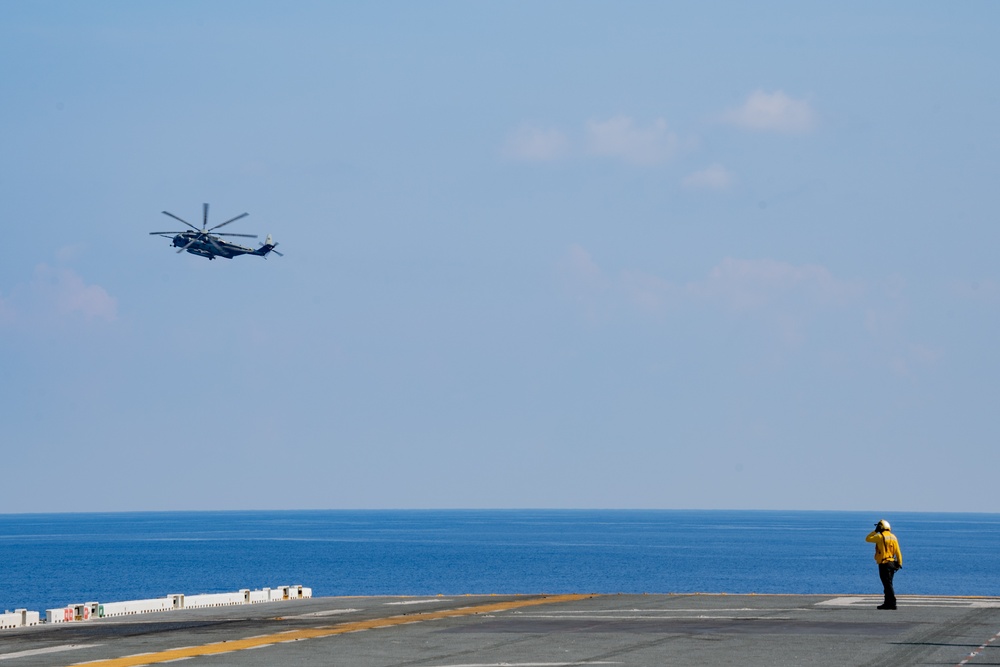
left=69, top=594, right=596, bottom=667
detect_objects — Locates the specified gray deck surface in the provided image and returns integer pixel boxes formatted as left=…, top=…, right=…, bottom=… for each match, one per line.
left=2, top=593, right=999, bottom=667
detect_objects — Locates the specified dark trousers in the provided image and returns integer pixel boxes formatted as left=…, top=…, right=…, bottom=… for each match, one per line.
left=878, top=563, right=897, bottom=607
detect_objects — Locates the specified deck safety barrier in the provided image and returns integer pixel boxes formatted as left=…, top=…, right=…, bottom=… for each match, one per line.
left=13, top=585, right=309, bottom=628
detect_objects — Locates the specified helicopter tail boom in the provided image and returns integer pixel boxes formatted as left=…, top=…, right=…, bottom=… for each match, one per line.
left=254, top=234, right=283, bottom=257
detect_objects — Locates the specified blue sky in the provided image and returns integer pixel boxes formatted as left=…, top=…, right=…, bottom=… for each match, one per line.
left=2, top=2, right=998, bottom=513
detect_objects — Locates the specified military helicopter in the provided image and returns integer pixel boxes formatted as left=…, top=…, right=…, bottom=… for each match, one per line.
left=150, top=203, right=283, bottom=260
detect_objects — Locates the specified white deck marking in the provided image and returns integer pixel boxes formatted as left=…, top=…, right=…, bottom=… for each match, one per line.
left=516, top=614, right=792, bottom=621
left=818, top=596, right=1000, bottom=608
left=516, top=608, right=799, bottom=614
left=956, top=625, right=1000, bottom=666
left=1, top=645, right=101, bottom=662
left=385, top=599, right=451, bottom=605
left=422, top=663, right=620, bottom=667
left=281, top=608, right=359, bottom=618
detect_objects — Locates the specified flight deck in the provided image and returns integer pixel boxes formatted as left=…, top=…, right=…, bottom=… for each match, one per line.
left=2, top=593, right=999, bottom=667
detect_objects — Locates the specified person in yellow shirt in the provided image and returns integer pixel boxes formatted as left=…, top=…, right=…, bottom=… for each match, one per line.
left=866, top=519, right=903, bottom=610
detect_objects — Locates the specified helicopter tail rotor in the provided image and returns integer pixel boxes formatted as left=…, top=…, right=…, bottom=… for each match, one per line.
left=255, top=235, right=283, bottom=258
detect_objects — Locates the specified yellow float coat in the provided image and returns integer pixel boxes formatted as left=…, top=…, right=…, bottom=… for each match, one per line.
left=866, top=530, right=902, bottom=566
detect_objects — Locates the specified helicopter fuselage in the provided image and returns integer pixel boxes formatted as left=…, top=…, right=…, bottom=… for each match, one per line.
left=151, top=204, right=281, bottom=260
left=171, top=232, right=259, bottom=260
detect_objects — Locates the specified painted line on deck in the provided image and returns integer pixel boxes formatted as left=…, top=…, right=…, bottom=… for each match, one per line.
left=67, top=594, right=596, bottom=667
left=421, top=663, right=621, bottom=667
left=532, top=608, right=798, bottom=613
left=281, top=608, right=360, bottom=618
left=818, top=596, right=1000, bottom=609
left=517, top=613, right=793, bottom=621
left=0, top=645, right=101, bottom=661
left=956, top=626, right=1000, bottom=666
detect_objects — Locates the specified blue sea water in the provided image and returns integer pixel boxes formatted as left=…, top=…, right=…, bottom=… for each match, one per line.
left=1, top=510, right=997, bottom=613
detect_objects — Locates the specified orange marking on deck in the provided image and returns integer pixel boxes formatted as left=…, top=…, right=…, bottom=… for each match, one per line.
left=68, top=594, right=596, bottom=667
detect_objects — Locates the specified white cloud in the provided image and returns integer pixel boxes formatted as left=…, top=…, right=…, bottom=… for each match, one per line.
left=861, top=276, right=942, bottom=377
left=502, top=124, right=570, bottom=161
left=55, top=244, right=86, bottom=262
left=863, top=275, right=907, bottom=337
left=558, top=244, right=607, bottom=293
left=722, top=90, right=816, bottom=134
left=951, top=278, right=1000, bottom=303
left=557, top=244, right=609, bottom=320
left=890, top=344, right=942, bottom=377
left=562, top=249, right=946, bottom=379
left=682, top=164, right=734, bottom=190
left=694, top=257, right=854, bottom=311
left=621, top=270, right=675, bottom=314
left=586, top=116, right=677, bottom=164
left=617, top=257, right=855, bottom=320
left=568, top=250, right=856, bottom=318
left=0, top=295, right=14, bottom=326
left=45, top=266, right=117, bottom=320
left=503, top=115, right=685, bottom=166
left=565, top=249, right=861, bottom=345
left=0, top=264, right=118, bottom=328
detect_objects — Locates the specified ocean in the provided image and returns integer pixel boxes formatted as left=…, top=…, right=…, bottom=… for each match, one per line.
left=1, top=510, right=997, bottom=613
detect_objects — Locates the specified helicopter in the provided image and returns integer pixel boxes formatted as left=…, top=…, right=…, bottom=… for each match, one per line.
left=150, top=203, right=283, bottom=260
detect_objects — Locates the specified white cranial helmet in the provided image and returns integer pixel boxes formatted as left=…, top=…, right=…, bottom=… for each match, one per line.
left=877, top=519, right=891, bottom=531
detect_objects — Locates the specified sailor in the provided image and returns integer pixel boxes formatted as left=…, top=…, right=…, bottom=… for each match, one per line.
left=866, top=519, right=903, bottom=610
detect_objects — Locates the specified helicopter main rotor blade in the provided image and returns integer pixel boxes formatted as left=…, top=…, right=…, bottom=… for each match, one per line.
left=205, top=235, right=226, bottom=256
left=162, top=211, right=200, bottom=231
left=203, top=203, right=209, bottom=230
left=149, top=231, right=186, bottom=235
left=176, top=237, right=198, bottom=254
left=214, top=232, right=257, bottom=238
left=208, top=212, right=249, bottom=232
